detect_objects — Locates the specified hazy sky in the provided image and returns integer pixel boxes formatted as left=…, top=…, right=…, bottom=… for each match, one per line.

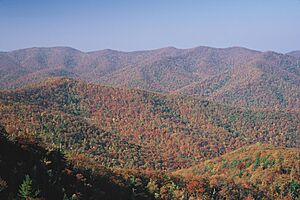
left=0, top=0, right=300, bottom=52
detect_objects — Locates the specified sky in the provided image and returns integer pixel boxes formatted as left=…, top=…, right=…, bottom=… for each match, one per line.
left=0, top=0, right=300, bottom=53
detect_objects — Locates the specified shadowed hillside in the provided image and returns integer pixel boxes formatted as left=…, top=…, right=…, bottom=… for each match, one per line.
left=0, top=125, right=153, bottom=200
left=1, top=123, right=298, bottom=199
left=0, top=124, right=190, bottom=200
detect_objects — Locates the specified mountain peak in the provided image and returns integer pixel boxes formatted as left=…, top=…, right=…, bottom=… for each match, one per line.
left=9, top=46, right=82, bottom=54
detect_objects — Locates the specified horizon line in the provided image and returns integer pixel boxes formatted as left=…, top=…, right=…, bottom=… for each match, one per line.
left=1, top=45, right=299, bottom=54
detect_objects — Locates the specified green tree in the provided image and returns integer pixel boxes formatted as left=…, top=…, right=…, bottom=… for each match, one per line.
left=18, top=175, right=39, bottom=200
left=288, top=179, right=300, bottom=199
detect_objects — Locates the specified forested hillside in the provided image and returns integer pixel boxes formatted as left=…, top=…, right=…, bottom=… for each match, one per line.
left=1, top=125, right=299, bottom=199
left=0, top=125, right=136, bottom=200
left=0, top=124, right=180, bottom=200
left=0, top=78, right=299, bottom=171
left=175, top=144, right=300, bottom=199
left=1, top=46, right=299, bottom=109
left=1, top=48, right=299, bottom=199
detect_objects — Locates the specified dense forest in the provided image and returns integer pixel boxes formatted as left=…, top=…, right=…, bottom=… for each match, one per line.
left=1, top=46, right=299, bottom=109
left=0, top=78, right=299, bottom=171
left=0, top=46, right=299, bottom=199
left=0, top=125, right=299, bottom=199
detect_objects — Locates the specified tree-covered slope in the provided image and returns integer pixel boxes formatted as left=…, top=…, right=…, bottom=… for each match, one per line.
left=1, top=46, right=299, bottom=109
left=175, top=144, right=300, bottom=199
left=1, top=125, right=299, bottom=199
left=0, top=78, right=299, bottom=171
left=0, top=125, right=152, bottom=200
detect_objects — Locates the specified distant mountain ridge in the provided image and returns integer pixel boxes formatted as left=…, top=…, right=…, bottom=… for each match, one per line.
left=1, top=46, right=300, bottom=109
left=287, top=50, right=300, bottom=58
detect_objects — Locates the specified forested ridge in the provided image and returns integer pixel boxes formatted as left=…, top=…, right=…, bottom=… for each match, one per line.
left=0, top=78, right=299, bottom=171
left=0, top=47, right=299, bottom=199
left=1, top=46, right=299, bottom=109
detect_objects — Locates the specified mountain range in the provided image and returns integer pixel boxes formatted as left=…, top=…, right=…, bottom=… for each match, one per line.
left=0, top=46, right=300, bottom=199
left=1, top=46, right=300, bottom=109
